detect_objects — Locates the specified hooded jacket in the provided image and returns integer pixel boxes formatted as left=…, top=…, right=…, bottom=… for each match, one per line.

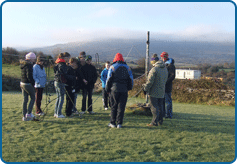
left=106, top=53, right=133, bottom=92
left=33, top=64, right=47, bottom=88
left=165, top=58, right=176, bottom=93
left=20, top=59, right=35, bottom=86
left=143, top=60, right=168, bottom=98
left=100, top=68, right=109, bottom=88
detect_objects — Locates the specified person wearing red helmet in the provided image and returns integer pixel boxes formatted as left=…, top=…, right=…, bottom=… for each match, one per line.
left=160, top=52, right=176, bottom=119
left=106, top=53, right=133, bottom=128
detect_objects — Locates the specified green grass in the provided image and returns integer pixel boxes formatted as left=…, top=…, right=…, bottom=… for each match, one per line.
left=219, top=69, right=235, bottom=73
left=2, top=64, right=55, bottom=80
left=2, top=92, right=235, bottom=162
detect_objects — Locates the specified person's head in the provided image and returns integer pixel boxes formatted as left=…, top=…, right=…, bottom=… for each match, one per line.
left=63, top=52, right=71, bottom=63
left=150, top=53, right=159, bottom=65
left=113, top=53, right=124, bottom=63
left=160, top=52, right=169, bottom=62
left=85, top=55, right=92, bottom=65
left=25, top=52, right=36, bottom=63
left=36, top=56, right=44, bottom=65
left=79, top=51, right=86, bottom=61
left=105, top=61, right=110, bottom=70
left=69, top=58, right=78, bottom=69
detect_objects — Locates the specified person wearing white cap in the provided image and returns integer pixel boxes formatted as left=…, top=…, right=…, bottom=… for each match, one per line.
left=20, top=52, right=37, bottom=121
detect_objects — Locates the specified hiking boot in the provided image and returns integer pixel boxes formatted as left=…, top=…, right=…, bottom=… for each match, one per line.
left=88, top=111, right=95, bottom=114
left=56, top=114, right=65, bottom=118
left=108, top=123, right=116, bottom=128
left=117, top=124, right=122, bottom=128
left=26, top=114, right=33, bottom=121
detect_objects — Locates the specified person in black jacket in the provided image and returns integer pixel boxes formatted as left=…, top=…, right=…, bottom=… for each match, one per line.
left=73, top=52, right=88, bottom=114
left=64, top=58, right=78, bottom=117
left=106, top=53, right=133, bottom=128
left=80, top=55, right=98, bottom=114
left=20, top=52, right=36, bottom=121
left=160, top=52, right=176, bottom=119
left=54, top=52, right=72, bottom=118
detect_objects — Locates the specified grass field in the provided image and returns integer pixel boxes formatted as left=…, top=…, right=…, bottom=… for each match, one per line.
left=2, top=92, right=235, bottom=162
left=2, top=64, right=55, bottom=80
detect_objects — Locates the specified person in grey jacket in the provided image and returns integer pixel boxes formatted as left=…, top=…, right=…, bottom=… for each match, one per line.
left=33, top=56, right=47, bottom=116
left=143, top=54, right=168, bottom=126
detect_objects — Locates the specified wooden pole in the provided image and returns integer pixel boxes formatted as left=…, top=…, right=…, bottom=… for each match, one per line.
left=145, top=31, right=150, bottom=104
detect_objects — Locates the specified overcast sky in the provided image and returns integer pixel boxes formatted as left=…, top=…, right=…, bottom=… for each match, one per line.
left=2, top=2, right=235, bottom=48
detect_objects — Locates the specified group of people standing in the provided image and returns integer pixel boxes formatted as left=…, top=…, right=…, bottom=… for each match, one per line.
left=19, top=50, right=175, bottom=129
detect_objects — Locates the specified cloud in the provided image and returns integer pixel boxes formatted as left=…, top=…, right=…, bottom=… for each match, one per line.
left=6, top=26, right=233, bottom=48
left=154, top=25, right=235, bottom=42
left=88, top=7, right=118, bottom=18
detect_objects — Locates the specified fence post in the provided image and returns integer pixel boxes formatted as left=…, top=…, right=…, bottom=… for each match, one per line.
left=145, top=31, right=150, bottom=104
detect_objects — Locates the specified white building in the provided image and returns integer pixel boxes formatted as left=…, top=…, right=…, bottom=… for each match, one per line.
left=175, top=69, right=201, bottom=80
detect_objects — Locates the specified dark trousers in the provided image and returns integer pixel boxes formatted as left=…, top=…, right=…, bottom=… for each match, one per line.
left=150, top=96, right=164, bottom=125
left=82, top=87, right=93, bottom=112
left=65, top=86, right=75, bottom=116
left=102, top=88, right=109, bottom=108
left=165, top=92, right=173, bottom=118
left=35, top=88, right=44, bottom=114
left=110, top=91, right=128, bottom=125
left=20, top=84, right=35, bottom=116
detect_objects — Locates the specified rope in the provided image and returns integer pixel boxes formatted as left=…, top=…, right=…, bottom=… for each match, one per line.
left=124, top=45, right=134, bottom=61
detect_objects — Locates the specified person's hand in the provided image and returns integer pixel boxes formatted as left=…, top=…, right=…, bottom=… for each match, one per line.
left=83, top=79, right=88, bottom=85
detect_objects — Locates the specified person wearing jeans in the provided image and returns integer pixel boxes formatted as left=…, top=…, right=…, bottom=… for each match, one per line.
left=20, top=52, right=36, bottom=121
left=53, top=52, right=70, bottom=118
left=54, top=81, right=66, bottom=117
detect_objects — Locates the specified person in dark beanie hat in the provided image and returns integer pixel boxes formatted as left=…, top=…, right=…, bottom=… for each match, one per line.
left=80, top=55, right=98, bottom=114
left=20, top=52, right=36, bottom=121
left=106, top=53, right=133, bottom=128
left=143, top=54, right=168, bottom=127
left=160, top=52, right=176, bottom=119
left=151, top=53, right=159, bottom=65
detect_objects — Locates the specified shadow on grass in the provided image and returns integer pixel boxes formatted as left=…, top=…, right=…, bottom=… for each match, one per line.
left=35, top=110, right=234, bottom=135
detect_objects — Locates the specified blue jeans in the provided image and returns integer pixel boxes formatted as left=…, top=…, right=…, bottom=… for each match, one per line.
left=164, top=92, right=173, bottom=118
left=54, top=81, right=66, bottom=115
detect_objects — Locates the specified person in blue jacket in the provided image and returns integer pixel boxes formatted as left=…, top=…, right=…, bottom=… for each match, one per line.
left=106, top=53, right=133, bottom=128
left=100, top=61, right=111, bottom=110
left=160, top=52, right=176, bottom=119
left=33, top=56, right=47, bottom=116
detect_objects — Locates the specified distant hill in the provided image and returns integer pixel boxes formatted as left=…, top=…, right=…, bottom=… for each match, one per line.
left=27, top=38, right=235, bottom=64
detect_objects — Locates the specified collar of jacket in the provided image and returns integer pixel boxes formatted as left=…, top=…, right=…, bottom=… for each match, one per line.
left=153, top=60, right=165, bottom=68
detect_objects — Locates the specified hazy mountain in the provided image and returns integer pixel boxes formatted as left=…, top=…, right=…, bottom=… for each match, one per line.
left=27, top=38, right=235, bottom=64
